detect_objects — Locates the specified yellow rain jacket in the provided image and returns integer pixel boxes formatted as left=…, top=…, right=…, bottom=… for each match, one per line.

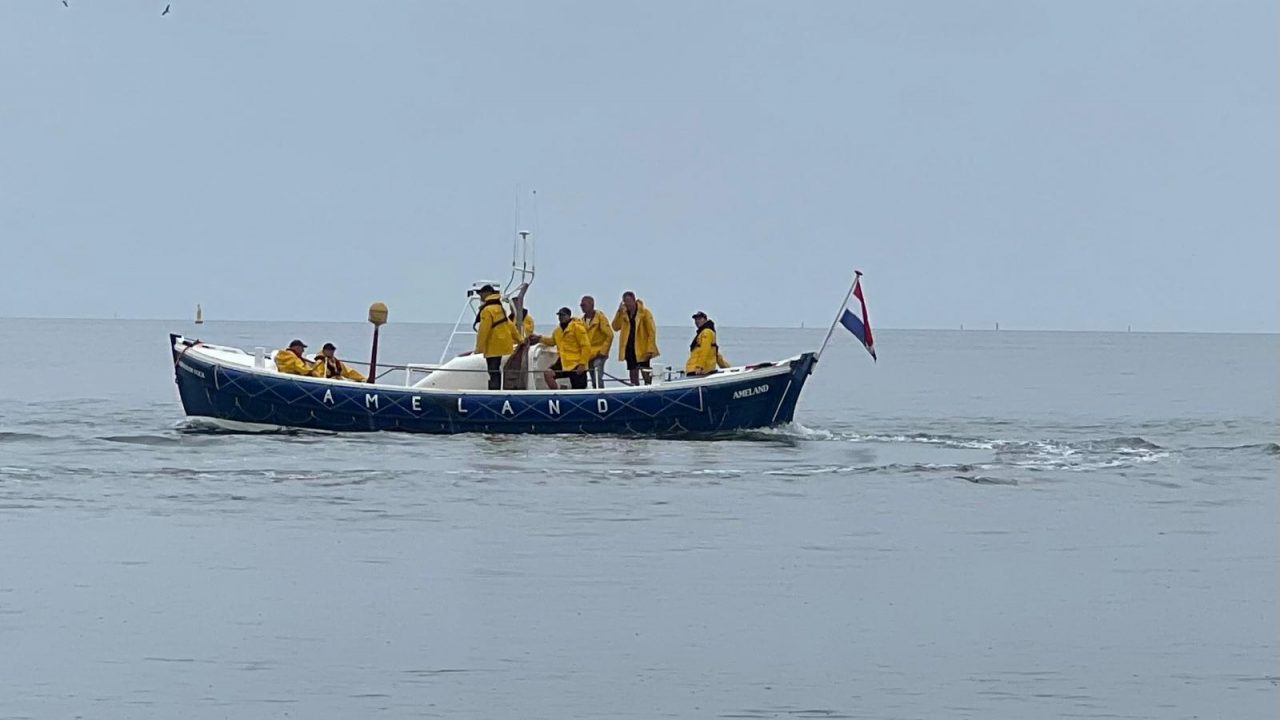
left=475, top=292, right=517, bottom=358
left=539, top=318, right=592, bottom=371
left=508, top=311, right=535, bottom=342
left=316, top=356, right=366, bottom=382
left=581, top=311, right=614, bottom=360
left=275, top=349, right=325, bottom=377
left=685, top=322, right=730, bottom=375
left=612, top=300, right=659, bottom=362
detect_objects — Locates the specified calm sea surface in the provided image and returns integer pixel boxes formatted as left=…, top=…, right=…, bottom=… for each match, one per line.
left=0, top=318, right=1276, bottom=719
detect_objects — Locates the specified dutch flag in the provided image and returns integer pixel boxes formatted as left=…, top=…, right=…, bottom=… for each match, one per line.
left=839, top=273, right=876, bottom=361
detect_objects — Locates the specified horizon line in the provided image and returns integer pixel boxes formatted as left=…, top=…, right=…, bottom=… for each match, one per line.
left=1, top=315, right=1276, bottom=336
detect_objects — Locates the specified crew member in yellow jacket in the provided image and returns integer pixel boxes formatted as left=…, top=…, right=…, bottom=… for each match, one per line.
left=474, top=285, right=517, bottom=390
left=315, top=342, right=367, bottom=382
left=275, top=339, right=325, bottom=377
left=685, top=311, right=730, bottom=376
left=521, top=310, right=535, bottom=338
left=611, top=291, right=659, bottom=386
left=509, top=308, right=535, bottom=340
left=531, top=307, right=592, bottom=390
left=578, top=295, right=614, bottom=388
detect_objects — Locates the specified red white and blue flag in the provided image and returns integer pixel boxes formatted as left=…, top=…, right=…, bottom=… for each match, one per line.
left=839, top=273, right=876, bottom=361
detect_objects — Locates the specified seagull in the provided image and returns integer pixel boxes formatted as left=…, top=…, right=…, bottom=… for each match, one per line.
left=62, top=0, right=69, bottom=6
left=162, top=4, right=170, bottom=14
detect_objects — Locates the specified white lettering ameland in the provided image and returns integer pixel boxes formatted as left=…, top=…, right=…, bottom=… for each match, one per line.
left=323, top=388, right=334, bottom=405
left=596, top=398, right=608, bottom=414
left=177, top=361, right=205, bottom=379
left=456, top=397, right=468, bottom=414
left=547, top=399, right=561, bottom=415
left=732, top=384, right=770, bottom=400
left=412, top=396, right=422, bottom=412
left=365, top=393, right=379, bottom=409
left=501, top=400, right=514, bottom=416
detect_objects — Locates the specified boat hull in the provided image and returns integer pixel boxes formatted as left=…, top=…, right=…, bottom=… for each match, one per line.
left=170, top=335, right=815, bottom=436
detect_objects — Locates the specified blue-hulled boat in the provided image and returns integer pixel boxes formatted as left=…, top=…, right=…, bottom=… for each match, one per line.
left=168, top=219, right=872, bottom=435
left=169, top=333, right=817, bottom=435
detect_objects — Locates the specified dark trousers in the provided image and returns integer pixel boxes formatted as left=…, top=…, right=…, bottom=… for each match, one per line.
left=552, top=368, right=589, bottom=389
left=486, top=356, right=502, bottom=390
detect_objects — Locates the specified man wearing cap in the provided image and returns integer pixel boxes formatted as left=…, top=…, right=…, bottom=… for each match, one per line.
left=685, top=311, right=730, bottom=377
left=579, top=295, right=614, bottom=389
left=315, top=342, right=367, bottom=382
left=274, top=339, right=325, bottom=377
left=530, top=307, right=591, bottom=390
left=474, top=284, right=517, bottom=390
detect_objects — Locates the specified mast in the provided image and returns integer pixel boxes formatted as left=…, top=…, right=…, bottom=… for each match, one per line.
left=436, top=193, right=539, bottom=363
left=505, top=189, right=538, bottom=297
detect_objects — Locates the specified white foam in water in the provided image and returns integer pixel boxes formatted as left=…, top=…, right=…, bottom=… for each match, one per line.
left=846, top=432, right=999, bottom=450
left=747, top=423, right=836, bottom=441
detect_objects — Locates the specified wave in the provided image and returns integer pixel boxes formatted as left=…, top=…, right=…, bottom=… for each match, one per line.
left=735, top=425, right=997, bottom=449
left=765, top=462, right=993, bottom=478
left=957, top=474, right=1019, bottom=486
left=497, top=466, right=746, bottom=480
left=1188, top=442, right=1280, bottom=455
left=760, top=463, right=1019, bottom=487
left=0, top=431, right=59, bottom=443
left=844, top=432, right=998, bottom=450
left=99, top=434, right=186, bottom=446
left=174, top=418, right=335, bottom=437
left=1073, top=436, right=1163, bottom=452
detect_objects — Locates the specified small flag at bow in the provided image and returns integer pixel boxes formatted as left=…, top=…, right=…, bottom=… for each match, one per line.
left=839, top=273, right=876, bottom=361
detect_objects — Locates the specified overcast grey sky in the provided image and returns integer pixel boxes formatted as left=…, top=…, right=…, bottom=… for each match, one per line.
left=1, top=1, right=1275, bottom=331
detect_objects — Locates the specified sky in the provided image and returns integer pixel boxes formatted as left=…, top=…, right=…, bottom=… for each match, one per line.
left=0, top=0, right=1275, bottom=331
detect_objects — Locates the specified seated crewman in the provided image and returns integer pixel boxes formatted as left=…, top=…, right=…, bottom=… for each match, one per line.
left=275, top=339, right=325, bottom=377
left=315, top=342, right=366, bottom=382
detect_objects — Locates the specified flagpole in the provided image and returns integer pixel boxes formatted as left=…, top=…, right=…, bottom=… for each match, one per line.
left=815, top=270, right=861, bottom=361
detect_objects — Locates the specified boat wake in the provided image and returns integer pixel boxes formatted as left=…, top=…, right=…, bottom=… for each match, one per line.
left=743, top=423, right=1182, bottom=474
